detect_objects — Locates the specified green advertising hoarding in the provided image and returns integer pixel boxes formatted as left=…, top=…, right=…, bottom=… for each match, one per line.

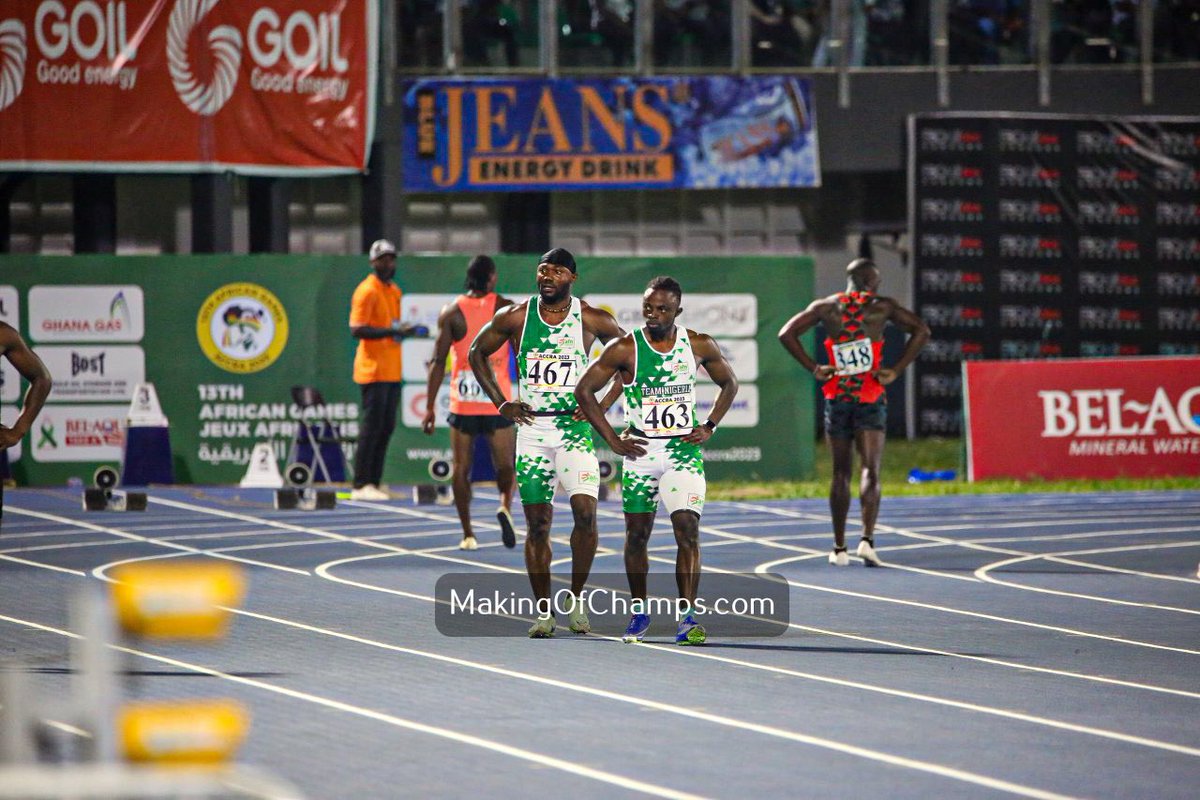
left=0, top=255, right=813, bottom=487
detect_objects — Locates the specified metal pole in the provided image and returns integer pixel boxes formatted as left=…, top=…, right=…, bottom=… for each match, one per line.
left=443, top=0, right=461, bottom=72
left=71, top=588, right=118, bottom=763
left=932, top=0, right=949, bottom=107
left=382, top=0, right=396, bottom=106
left=830, top=0, right=850, bottom=107
left=731, top=0, right=750, bottom=75
left=1139, top=0, right=1154, bottom=104
left=540, top=0, right=558, bottom=77
left=1034, top=0, right=1051, bottom=106
left=636, top=0, right=654, bottom=76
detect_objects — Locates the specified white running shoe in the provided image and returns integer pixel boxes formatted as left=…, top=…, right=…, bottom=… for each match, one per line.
left=563, top=594, right=591, bottom=634
left=856, top=539, right=883, bottom=567
left=828, top=549, right=849, bottom=567
left=528, top=615, right=556, bottom=638
left=458, top=536, right=478, bottom=551
left=350, top=484, right=390, bottom=501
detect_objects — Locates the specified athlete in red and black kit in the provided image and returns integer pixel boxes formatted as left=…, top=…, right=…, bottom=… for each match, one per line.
left=778, top=259, right=930, bottom=567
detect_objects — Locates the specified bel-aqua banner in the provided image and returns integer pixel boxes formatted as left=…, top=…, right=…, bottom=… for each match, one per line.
left=402, top=76, right=819, bottom=192
left=0, top=255, right=814, bottom=487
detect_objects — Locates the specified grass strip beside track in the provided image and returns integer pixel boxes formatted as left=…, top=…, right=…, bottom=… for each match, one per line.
left=709, top=437, right=1200, bottom=500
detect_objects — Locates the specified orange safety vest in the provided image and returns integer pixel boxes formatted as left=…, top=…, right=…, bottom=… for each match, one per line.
left=449, top=293, right=514, bottom=415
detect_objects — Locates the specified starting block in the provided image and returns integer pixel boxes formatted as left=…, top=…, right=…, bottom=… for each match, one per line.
left=413, top=485, right=453, bottom=505
left=274, top=487, right=337, bottom=510
left=81, top=466, right=147, bottom=512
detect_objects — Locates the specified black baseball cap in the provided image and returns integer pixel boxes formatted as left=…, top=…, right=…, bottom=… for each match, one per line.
left=538, top=248, right=577, bottom=274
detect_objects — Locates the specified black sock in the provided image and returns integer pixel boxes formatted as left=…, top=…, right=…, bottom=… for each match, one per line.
left=834, top=546, right=847, bottom=553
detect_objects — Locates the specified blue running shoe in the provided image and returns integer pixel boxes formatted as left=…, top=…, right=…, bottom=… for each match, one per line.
left=675, top=615, right=706, bottom=646
left=621, top=613, right=651, bottom=643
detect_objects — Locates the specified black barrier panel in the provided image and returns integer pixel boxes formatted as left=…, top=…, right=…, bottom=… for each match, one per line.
left=433, top=572, right=790, bottom=638
left=910, top=113, right=1200, bottom=437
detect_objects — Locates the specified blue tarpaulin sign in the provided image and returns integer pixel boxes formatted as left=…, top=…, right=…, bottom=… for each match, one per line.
left=402, top=76, right=820, bottom=192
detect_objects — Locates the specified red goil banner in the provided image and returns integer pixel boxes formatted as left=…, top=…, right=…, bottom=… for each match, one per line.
left=964, top=357, right=1200, bottom=480
left=0, top=0, right=376, bottom=174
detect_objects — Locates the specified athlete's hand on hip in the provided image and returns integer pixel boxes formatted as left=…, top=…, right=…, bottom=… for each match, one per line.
left=499, top=400, right=535, bottom=425
left=0, top=425, right=21, bottom=449
left=876, top=368, right=899, bottom=386
left=608, top=433, right=648, bottom=458
left=571, top=407, right=588, bottom=422
left=420, top=409, right=436, bottom=435
left=812, top=364, right=836, bottom=382
left=681, top=425, right=713, bottom=445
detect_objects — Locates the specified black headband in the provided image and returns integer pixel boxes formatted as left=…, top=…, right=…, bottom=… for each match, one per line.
left=538, top=247, right=577, bottom=274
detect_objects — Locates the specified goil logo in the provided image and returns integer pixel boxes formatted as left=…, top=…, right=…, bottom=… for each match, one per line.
left=0, top=18, right=26, bottom=112
left=168, top=0, right=242, bottom=116
left=196, top=282, right=289, bottom=373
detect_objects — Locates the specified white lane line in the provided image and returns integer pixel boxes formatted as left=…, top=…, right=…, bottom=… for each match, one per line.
left=24, top=500, right=1200, bottom=700
left=214, top=607, right=1078, bottom=799
left=0, top=553, right=86, bottom=576
left=207, top=494, right=1200, bottom=664
left=726, top=499, right=1200, bottom=587
left=975, top=542, right=1200, bottom=612
left=4, top=507, right=311, bottom=576
left=310, top=551, right=1200, bottom=760
left=751, top=553, right=1200, bottom=656
left=1043, top=544, right=1200, bottom=585
left=573, top=501, right=1197, bottom=651
left=44, top=553, right=1089, bottom=799
left=2, top=539, right=126, bottom=554
left=0, top=614, right=705, bottom=800
left=143, top=496, right=502, bottom=572
left=21, top=509, right=1200, bottom=771
left=878, top=524, right=1200, bottom=584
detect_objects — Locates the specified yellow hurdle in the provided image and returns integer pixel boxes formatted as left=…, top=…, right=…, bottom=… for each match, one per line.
left=118, top=700, right=249, bottom=764
left=110, top=561, right=246, bottom=639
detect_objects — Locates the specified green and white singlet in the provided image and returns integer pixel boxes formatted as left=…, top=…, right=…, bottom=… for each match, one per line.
left=514, top=296, right=599, bottom=505
left=621, top=326, right=705, bottom=516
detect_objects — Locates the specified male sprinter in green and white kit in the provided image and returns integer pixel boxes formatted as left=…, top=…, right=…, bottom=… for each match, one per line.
left=575, top=276, right=738, bottom=645
left=469, top=248, right=624, bottom=638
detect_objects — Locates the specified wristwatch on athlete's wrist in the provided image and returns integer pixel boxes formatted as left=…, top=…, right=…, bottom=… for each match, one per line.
left=703, top=419, right=717, bottom=432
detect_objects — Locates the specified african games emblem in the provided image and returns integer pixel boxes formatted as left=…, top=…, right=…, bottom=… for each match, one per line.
left=196, top=283, right=288, bottom=373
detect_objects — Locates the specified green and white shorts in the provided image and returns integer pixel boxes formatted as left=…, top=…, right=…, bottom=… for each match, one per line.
left=516, top=416, right=599, bottom=505
left=621, top=436, right=705, bottom=517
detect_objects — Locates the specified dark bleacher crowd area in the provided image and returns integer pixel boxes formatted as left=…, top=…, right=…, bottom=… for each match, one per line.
left=397, top=0, right=1200, bottom=71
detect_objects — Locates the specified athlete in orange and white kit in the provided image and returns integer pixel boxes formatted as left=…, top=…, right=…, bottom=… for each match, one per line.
left=422, top=256, right=518, bottom=551
left=778, top=259, right=930, bottom=567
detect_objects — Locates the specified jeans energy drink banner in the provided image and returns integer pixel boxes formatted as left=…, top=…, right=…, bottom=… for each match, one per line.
left=0, top=1, right=376, bottom=174
left=403, top=76, right=819, bottom=192
left=910, top=113, right=1200, bottom=437
left=0, top=255, right=813, bottom=486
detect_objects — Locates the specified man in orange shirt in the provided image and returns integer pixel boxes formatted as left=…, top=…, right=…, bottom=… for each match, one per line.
left=422, top=255, right=518, bottom=551
left=349, top=239, right=420, bottom=501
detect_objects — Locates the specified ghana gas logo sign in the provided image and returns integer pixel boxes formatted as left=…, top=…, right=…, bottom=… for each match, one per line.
left=29, top=285, right=144, bottom=342
left=196, top=283, right=289, bottom=373
left=0, top=0, right=375, bottom=173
